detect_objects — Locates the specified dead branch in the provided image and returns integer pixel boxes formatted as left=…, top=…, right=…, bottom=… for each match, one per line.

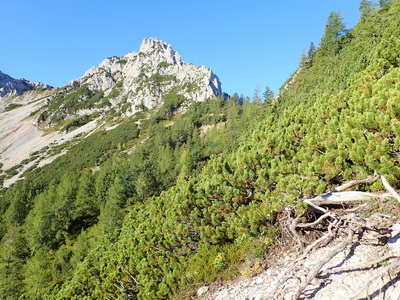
left=295, top=212, right=332, bottom=228
left=270, top=219, right=340, bottom=299
left=269, top=174, right=400, bottom=299
left=381, top=174, right=400, bottom=202
left=291, top=222, right=357, bottom=300
left=319, top=254, right=399, bottom=277
left=333, top=174, right=379, bottom=192
left=349, top=260, right=400, bottom=300
left=306, top=191, right=387, bottom=206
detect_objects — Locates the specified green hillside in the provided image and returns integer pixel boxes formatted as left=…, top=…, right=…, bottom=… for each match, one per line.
left=1, top=0, right=400, bottom=298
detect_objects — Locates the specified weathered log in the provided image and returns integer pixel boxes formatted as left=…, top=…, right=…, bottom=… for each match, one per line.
left=307, top=190, right=386, bottom=206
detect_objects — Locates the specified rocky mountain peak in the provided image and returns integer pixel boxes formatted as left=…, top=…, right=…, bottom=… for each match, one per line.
left=137, top=37, right=183, bottom=65
left=66, top=38, right=222, bottom=116
left=0, top=71, right=50, bottom=98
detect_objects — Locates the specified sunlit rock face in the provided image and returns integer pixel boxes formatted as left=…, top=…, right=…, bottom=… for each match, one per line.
left=0, top=71, right=50, bottom=98
left=68, top=38, right=222, bottom=114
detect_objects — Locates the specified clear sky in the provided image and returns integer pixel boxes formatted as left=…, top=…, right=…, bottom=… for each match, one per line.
left=1, top=0, right=360, bottom=98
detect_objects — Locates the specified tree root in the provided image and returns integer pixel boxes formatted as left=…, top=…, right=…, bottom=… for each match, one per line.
left=269, top=173, right=400, bottom=300
left=349, top=261, right=400, bottom=300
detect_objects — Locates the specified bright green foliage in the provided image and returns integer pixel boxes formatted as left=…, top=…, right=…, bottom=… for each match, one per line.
left=360, top=0, right=377, bottom=20
left=319, top=11, right=347, bottom=54
left=2, top=1, right=400, bottom=298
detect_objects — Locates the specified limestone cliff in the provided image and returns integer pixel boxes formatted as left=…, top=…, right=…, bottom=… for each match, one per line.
left=66, top=38, right=222, bottom=115
left=0, top=71, right=50, bottom=98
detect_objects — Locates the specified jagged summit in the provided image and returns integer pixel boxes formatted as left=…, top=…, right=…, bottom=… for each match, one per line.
left=137, top=38, right=182, bottom=65
left=0, top=71, right=50, bottom=98
left=67, top=38, right=222, bottom=115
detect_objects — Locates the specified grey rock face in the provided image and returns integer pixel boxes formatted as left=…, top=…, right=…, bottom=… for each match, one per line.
left=68, top=38, right=222, bottom=114
left=0, top=71, right=50, bottom=98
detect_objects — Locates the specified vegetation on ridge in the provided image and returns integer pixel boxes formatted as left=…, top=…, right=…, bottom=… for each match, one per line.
left=1, top=0, right=400, bottom=298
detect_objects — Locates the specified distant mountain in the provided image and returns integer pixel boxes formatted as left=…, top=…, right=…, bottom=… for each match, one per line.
left=36, top=38, right=223, bottom=127
left=0, top=38, right=225, bottom=187
left=69, top=38, right=222, bottom=105
left=0, top=71, right=50, bottom=98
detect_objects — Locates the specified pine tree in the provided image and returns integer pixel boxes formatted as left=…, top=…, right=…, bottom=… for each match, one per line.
left=98, top=175, right=125, bottom=235
left=253, top=85, right=262, bottom=104
left=359, top=0, right=377, bottom=20
left=263, top=86, right=275, bottom=102
left=0, top=226, right=28, bottom=298
left=320, top=11, right=347, bottom=53
left=379, top=0, right=391, bottom=7
left=307, top=41, right=316, bottom=58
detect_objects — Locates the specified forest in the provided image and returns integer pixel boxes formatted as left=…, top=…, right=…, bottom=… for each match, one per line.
left=1, top=0, right=400, bottom=298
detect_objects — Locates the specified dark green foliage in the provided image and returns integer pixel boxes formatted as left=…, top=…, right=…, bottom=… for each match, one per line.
left=263, top=86, right=275, bottom=101
left=61, top=114, right=92, bottom=132
left=4, top=103, right=23, bottom=111
left=42, top=85, right=107, bottom=125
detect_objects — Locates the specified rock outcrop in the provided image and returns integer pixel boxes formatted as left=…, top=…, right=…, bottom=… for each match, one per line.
left=0, top=71, right=50, bottom=98
left=67, top=38, right=222, bottom=115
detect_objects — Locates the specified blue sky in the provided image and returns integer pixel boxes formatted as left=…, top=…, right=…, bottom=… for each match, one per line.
left=1, top=0, right=360, bottom=98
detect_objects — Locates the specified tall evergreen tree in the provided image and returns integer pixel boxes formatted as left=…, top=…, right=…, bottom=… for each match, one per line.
left=263, top=86, right=275, bottom=102
left=98, top=175, right=125, bottom=235
left=379, top=0, right=391, bottom=7
left=320, top=11, right=347, bottom=53
left=359, top=0, right=377, bottom=20
left=307, top=41, right=316, bottom=58
left=253, top=85, right=262, bottom=104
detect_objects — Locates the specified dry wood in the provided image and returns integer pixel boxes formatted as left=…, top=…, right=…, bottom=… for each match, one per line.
left=295, top=212, right=332, bottom=228
left=270, top=219, right=340, bottom=299
left=307, top=190, right=387, bottom=206
left=333, top=174, right=379, bottom=192
left=381, top=174, right=400, bottom=202
left=349, top=260, right=400, bottom=300
left=291, top=224, right=356, bottom=300
left=271, top=174, right=400, bottom=299
left=319, top=254, right=399, bottom=277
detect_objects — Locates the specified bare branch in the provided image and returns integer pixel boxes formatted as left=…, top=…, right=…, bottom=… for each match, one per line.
left=381, top=174, right=400, bottom=202
left=308, top=191, right=385, bottom=206
left=319, top=254, right=399, bottom=277
left=334, top=174, right=380, bottom=192
left=295, top=212, right=333, bottom=228
left=350, top=260, right=400, bottom=300
left=291, top=224, right=356, bottom=299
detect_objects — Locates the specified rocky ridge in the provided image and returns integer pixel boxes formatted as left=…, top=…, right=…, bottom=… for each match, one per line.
left=0, top=38, right=224, bottom=187
left=0, top=71, right=50, bottom=98
left=66, top=38, right=222, bottom=115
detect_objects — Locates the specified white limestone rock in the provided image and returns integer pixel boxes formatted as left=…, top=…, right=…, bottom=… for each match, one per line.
left=67, top=38, right=222, bottom=114
left=388, top=223, right=400, bottom=253
left=0, top=71, right=50, bottom=98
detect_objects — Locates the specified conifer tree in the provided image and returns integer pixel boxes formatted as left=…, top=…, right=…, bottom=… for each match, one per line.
left=307, top=41, right=316, bottom=58
left=320, top=11, right=347, bottom=53
left=360, top=0, right=377, bottom=20
left=263, top=86, right=275, bottom=102
left=253, top=85, right=262, bottom=104
left=98, top=175, right=125, bottom=235
left=379, top=0, right=391, bottom=7
left=0, top=226, right=28, bottom=298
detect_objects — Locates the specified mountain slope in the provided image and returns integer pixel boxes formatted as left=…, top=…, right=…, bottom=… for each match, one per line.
left=2, top=1, right=400, bottom=299
left=0, top=71, right=50, bottom=99
left=45, top=2, right=400, bottom=298
left=0, top=38, right=223, bottom=188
